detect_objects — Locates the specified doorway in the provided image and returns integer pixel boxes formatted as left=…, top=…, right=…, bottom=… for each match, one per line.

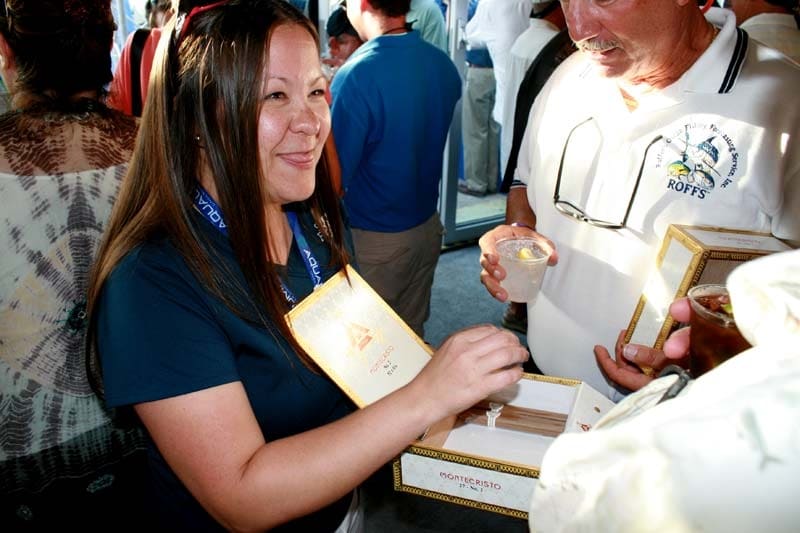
left=439, top=0, right=505, bottom=246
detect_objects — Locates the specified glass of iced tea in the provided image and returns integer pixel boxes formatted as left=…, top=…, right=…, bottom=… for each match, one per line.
left=495, top=236, right=552, bottom=303
left=687, top=284, right=752, bottom=378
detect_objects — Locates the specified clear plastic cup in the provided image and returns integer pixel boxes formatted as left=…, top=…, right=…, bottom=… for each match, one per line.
left=496, top=236, right=552, bottom=303
left=687, top=284, right=752, bottom=378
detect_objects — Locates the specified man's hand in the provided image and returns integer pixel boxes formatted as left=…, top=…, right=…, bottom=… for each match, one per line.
left=596, top=301, right=692, bottom=392
left=663, top=298, right=691, bottom=359
left=594, top=330, right=672, bottom=392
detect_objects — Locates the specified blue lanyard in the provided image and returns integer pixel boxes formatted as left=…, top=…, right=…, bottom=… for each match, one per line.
left=286, top=211, right=323, bottom=289
left=193, top=187, right=228, bottom=235
left=191, top=186, right=323, bottom=306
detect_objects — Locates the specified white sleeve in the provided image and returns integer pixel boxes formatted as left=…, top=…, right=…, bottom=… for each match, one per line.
left=530, top=251, right=800, bottom=533
left=464, top=2, right=489, bottom=49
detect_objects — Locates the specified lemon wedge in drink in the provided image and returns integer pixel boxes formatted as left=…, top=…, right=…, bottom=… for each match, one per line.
left=517, top=247, right=535, bottom=260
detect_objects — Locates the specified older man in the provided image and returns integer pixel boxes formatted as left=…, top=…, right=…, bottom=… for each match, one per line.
left=478, top=1, right=800, bottom=398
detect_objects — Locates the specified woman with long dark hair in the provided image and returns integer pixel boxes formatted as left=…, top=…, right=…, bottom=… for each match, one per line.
left=87, top=1, right=527, bottom=530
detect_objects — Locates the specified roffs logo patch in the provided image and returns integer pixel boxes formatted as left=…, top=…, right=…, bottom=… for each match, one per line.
left=656, top=122, right=740, bottom=200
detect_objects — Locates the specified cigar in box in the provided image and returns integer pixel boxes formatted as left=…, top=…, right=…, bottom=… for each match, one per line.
left=457, top=400, right=567, bottom=438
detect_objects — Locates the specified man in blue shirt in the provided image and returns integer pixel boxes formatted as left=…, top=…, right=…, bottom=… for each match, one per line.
left=331, top=0, right=461, bottom=338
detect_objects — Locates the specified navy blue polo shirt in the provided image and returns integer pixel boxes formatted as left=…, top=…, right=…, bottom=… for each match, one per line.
left=97, top=208, right=355, bottom=531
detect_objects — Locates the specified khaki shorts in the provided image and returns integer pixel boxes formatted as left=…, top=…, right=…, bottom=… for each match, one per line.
left=351, top=213, right=444, bottom=338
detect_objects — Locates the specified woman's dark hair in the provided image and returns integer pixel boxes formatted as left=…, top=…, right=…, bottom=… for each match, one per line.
left=0, top=0, right=116, bottom=103
left=88, top=0, right=349, bottom=373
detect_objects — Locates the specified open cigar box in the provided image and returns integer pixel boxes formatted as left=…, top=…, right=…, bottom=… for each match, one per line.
left=392, top=373, right=615, bottom=519
left=285, top=266, right=616, bottom=519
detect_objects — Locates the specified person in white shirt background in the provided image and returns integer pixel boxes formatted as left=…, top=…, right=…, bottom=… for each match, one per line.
left=459, top=0, right=500, bottom=198
left=501, top=0, right=565, bottom=191
left=464, top=0, right=532, bottom=174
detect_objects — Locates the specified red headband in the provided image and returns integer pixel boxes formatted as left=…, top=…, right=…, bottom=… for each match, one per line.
left=174, top=0, right=229, bottom=46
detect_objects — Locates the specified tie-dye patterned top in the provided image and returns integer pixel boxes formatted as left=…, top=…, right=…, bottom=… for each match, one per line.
left=0, top=107, right=145, bottom=493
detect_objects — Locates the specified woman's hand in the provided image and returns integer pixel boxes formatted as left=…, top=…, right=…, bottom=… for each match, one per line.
left=408, top=325, right=529, bottom=421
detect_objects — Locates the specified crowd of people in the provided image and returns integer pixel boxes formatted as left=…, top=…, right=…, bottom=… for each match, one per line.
left=1, top=0, right=798, bottom=531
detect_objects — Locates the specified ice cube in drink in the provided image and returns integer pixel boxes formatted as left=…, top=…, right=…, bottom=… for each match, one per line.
left=496, top=237, right=551, bottom=303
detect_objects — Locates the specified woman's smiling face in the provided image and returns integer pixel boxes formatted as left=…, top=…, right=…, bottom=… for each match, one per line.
left=258, top=23, right=330, bottom=206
